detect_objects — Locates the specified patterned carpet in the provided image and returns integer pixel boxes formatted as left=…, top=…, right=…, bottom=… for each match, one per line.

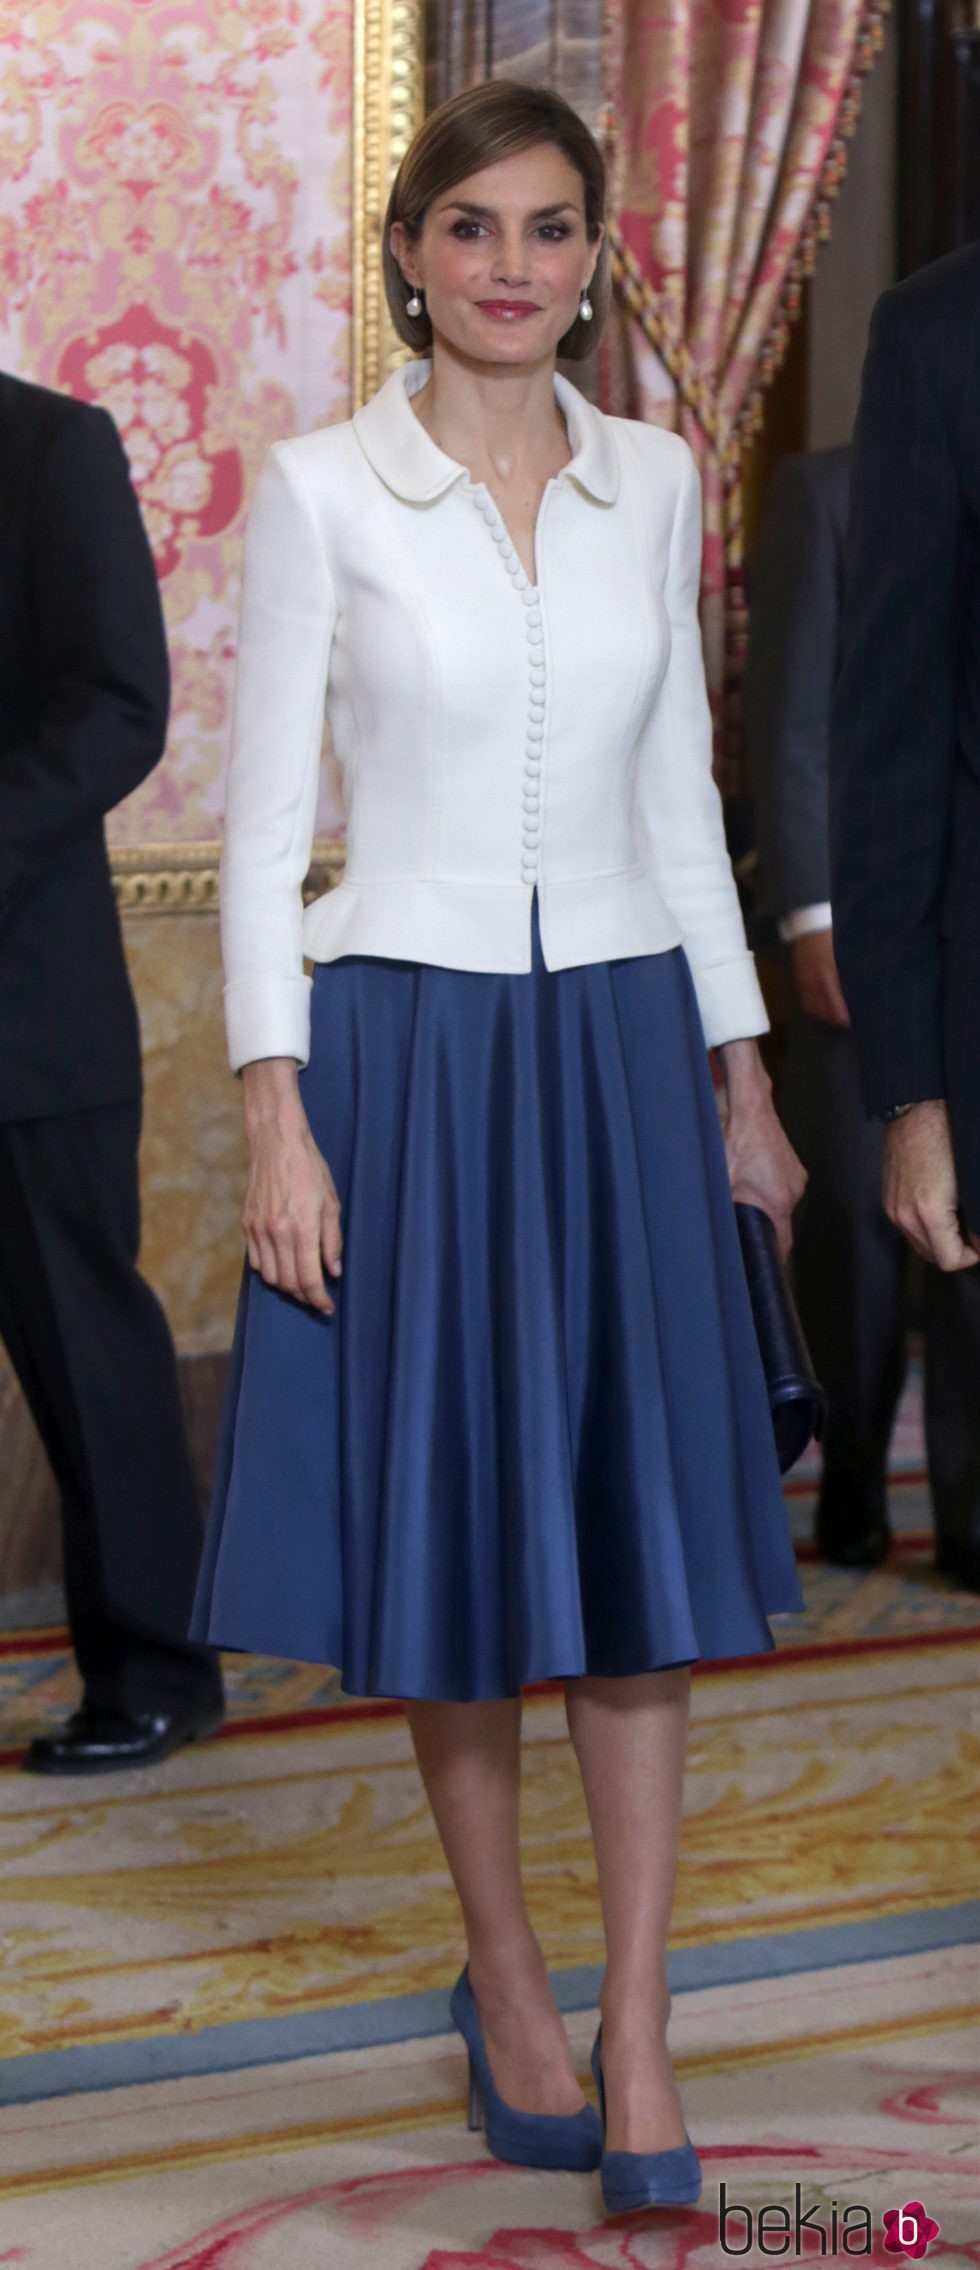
left=0, top=1386, right=977, bottom=2266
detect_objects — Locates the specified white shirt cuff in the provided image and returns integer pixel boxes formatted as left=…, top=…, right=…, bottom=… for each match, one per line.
left=777, top=902, right=833, bottom=943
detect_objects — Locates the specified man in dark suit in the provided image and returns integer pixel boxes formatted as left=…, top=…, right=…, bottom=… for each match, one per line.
left=747, top=445, right=980, bottom=1582
left=830, top=239, right=980, bottom=1595
left=0, top=371, right=225, bottom=1767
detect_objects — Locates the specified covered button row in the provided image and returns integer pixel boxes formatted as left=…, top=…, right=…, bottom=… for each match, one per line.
left=521, top=590, right=545, bottom=878
left=470, top=489, right=533, bottom=591
left=464, top=485, right=544, bottom=881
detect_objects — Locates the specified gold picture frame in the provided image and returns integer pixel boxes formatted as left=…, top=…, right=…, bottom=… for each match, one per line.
left=114, top=0, right=426, bottom=912
left=352, top=0, right=427, bottom=410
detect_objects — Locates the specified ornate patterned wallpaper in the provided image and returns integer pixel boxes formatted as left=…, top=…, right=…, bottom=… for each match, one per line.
left=0, top=0, right=354, bottom=845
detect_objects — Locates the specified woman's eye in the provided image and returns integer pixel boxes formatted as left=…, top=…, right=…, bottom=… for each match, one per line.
left=538, top=224, right=571, bottom=241
left=450, top=220, right=486, bottom=239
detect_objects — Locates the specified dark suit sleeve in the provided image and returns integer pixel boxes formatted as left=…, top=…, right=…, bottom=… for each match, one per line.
left=829, top=288, right=964, bottom=1113
left=744, top=454, right=839, bottom=921
left=0, top=405, right=169, bottom=905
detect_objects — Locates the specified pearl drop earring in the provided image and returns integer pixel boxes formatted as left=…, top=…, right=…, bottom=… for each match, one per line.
left=579, top=288, right=594, bottom=322
left=406, top=286, right=423, bottom=318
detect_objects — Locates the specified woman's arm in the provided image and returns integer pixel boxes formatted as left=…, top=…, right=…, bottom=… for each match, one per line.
left=241, top=1058, right=343, bottom=1313
left=631, top=440, right=767, bottom=1048
left=632, top=438, right=806, bottom=1249
left=221, top=440, right=338, bottom=1075
left=222, top=441, right=343, bottom=1305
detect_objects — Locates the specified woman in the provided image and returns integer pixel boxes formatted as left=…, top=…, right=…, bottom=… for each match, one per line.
left=193, top=80, right=806, bottom=2214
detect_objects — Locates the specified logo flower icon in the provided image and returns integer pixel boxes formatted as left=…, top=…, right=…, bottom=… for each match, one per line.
left=883, top=2200, right=940, bottom=2258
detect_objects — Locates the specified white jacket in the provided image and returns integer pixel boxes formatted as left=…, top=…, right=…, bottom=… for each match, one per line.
left=221, top=359, right=768, bottom=1070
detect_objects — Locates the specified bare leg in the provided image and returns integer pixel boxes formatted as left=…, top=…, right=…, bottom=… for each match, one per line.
left=404, top=1696, right=586, bottom=2115
left=564, top=1666, right=691, bottom=2152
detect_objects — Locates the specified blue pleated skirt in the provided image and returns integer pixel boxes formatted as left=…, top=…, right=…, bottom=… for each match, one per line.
left=191, top=890, right=803, bottom=1698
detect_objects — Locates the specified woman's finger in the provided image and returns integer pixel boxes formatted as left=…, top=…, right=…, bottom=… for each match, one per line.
left=295, top=1224, right=333, bottom=1312
left=269, top=1218, right=304, bottom=1299
left=321, top=1203, right=343, bottom=1278
left=732, top=1186, right=794, bottom=1260
left=773, top=1211, right=794, bottom=1261
left=252, top=1228, right=281, bottom=1288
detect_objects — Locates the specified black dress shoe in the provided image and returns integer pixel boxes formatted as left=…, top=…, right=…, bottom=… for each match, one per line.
left=934, top=1536, right=980, bottom=1594
left=815, top=1483, right=892, bottom=1570
left=23, top=1701, right=225, bottom=1776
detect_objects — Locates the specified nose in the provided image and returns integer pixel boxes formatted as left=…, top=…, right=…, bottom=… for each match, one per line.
left=490, top=230, right=530, bottom=287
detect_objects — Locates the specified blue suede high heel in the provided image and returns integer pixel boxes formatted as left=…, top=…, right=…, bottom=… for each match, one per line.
left=591, top=2026, right=702, bottom=2212
left=450, top=1967, right=603, bottom=2171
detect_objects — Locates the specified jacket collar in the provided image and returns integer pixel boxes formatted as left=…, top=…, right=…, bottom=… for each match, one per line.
left=352, top=358, right=620, bottom=506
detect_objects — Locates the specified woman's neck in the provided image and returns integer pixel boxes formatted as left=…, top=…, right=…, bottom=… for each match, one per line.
left=410, top=341, right=570, bottom=486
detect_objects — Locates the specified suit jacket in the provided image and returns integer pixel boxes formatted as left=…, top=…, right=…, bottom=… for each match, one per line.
left=221, top=358, right=767, bottom=1073
left=744, top=446, right=851, bottom=928
left=0, top=373, right=169, bottom=1120
left=830, top=243, right=980, bottom=1218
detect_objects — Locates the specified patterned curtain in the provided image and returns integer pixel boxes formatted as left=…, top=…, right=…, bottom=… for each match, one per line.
left=426, top=0, right=605, bottom=129
left=602, top=0, right=890, bottom=790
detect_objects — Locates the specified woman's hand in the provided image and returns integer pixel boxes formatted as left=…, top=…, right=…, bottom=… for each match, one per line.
left=716, top=1038, right=807, bottom=1258
left=241, top=1058, right=343, bottom=1314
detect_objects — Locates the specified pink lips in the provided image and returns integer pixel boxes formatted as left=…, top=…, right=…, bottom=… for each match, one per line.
left=476, top=301, right=541, bottom=320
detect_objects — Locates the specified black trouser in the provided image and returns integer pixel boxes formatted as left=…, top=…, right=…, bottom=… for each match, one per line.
left=0, top=1102, right=222, bottom=1713
left=780, top=1010, right=980, bottom=1544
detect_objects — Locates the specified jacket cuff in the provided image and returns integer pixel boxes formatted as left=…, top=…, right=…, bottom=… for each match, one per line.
left=855, top=1038, right=947, bottom=1121
left=224, top=974, right=312, bottom=1073
left=691, top=952, right=770, bottom=1048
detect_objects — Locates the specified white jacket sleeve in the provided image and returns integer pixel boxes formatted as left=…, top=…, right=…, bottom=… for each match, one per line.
left=633, top=441, right=768, bottom=1048
left=220, top=440, right=338, bottom=1072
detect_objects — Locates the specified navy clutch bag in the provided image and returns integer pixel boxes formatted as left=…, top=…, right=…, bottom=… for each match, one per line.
left=734, top=1201, right=827, bottom=1476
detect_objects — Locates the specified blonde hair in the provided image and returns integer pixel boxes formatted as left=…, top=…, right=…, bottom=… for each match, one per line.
left=383, top=79, right=609, bottom=363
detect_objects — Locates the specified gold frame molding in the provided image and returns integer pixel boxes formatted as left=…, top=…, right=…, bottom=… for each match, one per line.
left=112, top=0, right=426, bottom=912
left=112, top=841, right=345, bottom=914
left=352, top=0, right=427, bottom=409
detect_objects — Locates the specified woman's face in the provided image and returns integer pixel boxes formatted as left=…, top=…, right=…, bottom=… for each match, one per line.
left=390, top=141, right=601, bottom=370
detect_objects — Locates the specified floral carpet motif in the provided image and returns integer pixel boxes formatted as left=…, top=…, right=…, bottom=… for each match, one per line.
left=0, top=1952, right=976, bottom=2262
left=0, top=1640, right=975, bottom=2066
left=0, top=1425, right=976, bottom=2268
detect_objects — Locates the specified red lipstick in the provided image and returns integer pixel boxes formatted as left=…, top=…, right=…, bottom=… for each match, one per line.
left=476, top=300, right=541, bottom=320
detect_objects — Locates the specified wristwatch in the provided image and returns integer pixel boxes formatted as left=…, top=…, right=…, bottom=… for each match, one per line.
left=879, top=1102, right=916, bottom=1123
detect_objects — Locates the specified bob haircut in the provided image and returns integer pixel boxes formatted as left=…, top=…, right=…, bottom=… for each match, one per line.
left=382, top=79, right=609, bottom=364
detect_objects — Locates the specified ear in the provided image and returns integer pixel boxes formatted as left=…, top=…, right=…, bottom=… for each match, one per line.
left=586, top=223, right=604, bottom=287
left=389, top=219, right=421, bottom=289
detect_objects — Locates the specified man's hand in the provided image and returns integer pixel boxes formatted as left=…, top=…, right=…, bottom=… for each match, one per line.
left=791, top=928, right=851, bottom=1028
left=882, top=1099, right=980, bottom=1271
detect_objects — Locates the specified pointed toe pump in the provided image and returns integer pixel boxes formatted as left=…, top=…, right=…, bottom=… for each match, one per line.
left=591, top=2026, right=702, bottom=2213
left=450, top=1967, right=603, bottom=2172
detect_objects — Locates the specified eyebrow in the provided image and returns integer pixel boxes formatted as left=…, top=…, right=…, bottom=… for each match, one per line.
left=440, top=199, right=579, bottom=221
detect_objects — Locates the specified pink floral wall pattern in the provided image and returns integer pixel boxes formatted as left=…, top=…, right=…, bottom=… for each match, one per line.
left=0, top=0, right=354, bottom=844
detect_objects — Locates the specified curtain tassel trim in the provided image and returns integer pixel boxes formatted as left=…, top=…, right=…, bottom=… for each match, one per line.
left=605, top=0, right=893, bottom=664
